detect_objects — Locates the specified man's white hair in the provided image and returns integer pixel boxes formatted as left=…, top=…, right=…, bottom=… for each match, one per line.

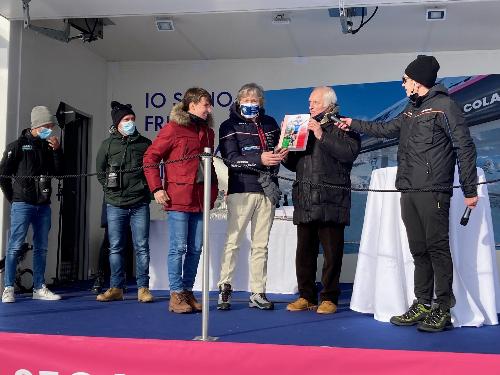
left=315, top=86, right=337, bottom=108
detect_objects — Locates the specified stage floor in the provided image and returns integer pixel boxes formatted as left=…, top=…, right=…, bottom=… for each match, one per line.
left=1, top=283, right=499, bottom=355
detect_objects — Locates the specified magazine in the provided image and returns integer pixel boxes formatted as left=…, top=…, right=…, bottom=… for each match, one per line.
left=278, top=114, right=310, bottom=151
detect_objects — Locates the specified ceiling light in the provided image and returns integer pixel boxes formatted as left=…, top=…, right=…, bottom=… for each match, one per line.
left=426, top=9, right=446, bottom=21
left=272, top=13, right=291, bottom=25
left=155, top=17, right=175, bottom=31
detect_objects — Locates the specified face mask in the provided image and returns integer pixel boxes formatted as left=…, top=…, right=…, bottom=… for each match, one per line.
left=240, top=103, right=259, bottom=119
left=121, top=121, right=136, bottom=135
left=38, top=127, right=53, bottom=139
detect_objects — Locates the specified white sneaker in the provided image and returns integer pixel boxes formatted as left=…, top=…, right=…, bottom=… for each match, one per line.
left=33, top=285, right=61, bottom=301
left=2, top=286, right=15, bottom=303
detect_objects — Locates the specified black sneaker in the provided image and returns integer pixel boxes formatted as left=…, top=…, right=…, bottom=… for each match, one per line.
left=249, top=293, right=274, bottom=310
left=417, top=306, right=453, bottom=332
left=390, top=301, right=431, bottom=326
left=217, top=283, right=232, bottom=310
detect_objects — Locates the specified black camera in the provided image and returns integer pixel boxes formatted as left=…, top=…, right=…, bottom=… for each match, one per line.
left=107, top=164, right=121, bottom=188
left=37, top=175, right=51, bottom=201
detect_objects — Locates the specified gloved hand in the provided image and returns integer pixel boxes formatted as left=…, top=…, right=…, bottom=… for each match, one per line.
left=258, top=173, right=282, bottom=206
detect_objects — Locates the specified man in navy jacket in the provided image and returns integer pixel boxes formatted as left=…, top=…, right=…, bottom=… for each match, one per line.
left=217, top=83, right=287, bottom=311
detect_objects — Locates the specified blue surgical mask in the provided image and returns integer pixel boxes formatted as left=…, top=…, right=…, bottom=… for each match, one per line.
left=38, top=127, right=53, bottom=139
left=121, top=121, right=136, bottom=135
left=240, top=103, right=259, bottom=119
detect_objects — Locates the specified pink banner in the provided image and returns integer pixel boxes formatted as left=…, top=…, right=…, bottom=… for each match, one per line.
left=1, top=332, right=500, bottom=375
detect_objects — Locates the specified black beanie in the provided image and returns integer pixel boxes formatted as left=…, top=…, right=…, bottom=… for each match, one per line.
left=110, top=101, right=135, bottom=127
left=404, top=55, right=440, bottom=88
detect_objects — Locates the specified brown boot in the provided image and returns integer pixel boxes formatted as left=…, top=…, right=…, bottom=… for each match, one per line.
left=286, top=297, right=317, bottom=311
left=169, top=291, right=192, bottom=313
left=96, top=287, right=123, bottom=302
left=138, top=287, right=154, bottom=303
left=182, top=290, right=202, bottom=312
left=317, top=301, right=337, bottom=314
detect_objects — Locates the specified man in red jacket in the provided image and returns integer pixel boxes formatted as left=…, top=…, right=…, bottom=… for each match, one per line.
left=144, top=87, right=218, bottom=313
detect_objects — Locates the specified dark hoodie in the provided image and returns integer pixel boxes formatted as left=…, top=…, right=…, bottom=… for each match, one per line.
left=0, top=128, right=63, bottom=204
left=219, top=103, right=280, bottom=194
left=351, top=84, right=477, bottom=197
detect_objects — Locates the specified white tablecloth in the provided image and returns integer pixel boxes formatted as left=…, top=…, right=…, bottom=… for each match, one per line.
left=149, top=217, right=298, bottom=294
left=350, top=167, right=500, bottom=327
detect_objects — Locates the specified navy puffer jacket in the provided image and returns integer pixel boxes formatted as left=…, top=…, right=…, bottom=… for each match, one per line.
left=219, top=104, right=281, bottom=194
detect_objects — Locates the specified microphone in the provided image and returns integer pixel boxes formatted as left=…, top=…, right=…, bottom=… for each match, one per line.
left=326, top=113, right=345, bottom=123
left=460, top=207, right=472, bottom=226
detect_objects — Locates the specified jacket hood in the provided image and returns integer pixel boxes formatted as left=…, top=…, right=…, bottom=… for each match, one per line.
left=170, top=102, right=213, bottom=127
left=229, top=102, right=267, bottom=122
left=424, top=83, right=449, bottom=101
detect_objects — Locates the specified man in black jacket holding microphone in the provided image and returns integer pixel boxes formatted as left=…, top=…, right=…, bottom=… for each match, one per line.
left=338, top=55, right=478, bottom=332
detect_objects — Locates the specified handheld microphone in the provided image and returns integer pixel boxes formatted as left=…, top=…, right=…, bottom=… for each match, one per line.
left=460, top=207, right=472, bottom=226
left=326, top=113, right=345, bottom=123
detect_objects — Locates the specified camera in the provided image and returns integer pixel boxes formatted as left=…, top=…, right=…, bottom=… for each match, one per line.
left=37, top=175, right=51, bottom=201
left=107, top=164, right=121, bottom=188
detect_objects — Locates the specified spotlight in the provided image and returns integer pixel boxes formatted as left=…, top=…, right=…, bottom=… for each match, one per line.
left=155, top=18, right=175, bottom=31
left=426, top=9, right=446, bottom=21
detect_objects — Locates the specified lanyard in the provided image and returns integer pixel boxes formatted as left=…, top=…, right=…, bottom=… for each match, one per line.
left=255, top=122, right=268, bottom=152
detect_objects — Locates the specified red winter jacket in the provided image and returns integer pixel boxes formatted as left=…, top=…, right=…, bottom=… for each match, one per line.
left=143, top=103, right=218, bottom=212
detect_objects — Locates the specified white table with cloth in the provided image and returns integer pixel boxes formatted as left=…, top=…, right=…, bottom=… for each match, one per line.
left=148, top=207, right=298, bottom=293
left=350, top=166, right=500, bottom=327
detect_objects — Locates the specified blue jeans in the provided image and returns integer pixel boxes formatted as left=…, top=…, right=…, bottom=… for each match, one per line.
left=167, top=211, right=203, bottom=293
left=107, top=202, right=150, bottom=288
left=4, top=202, right=51, bottom=289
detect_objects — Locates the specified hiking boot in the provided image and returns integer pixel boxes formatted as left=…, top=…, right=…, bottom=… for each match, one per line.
left=390, top=301, right=431, bottom=326
left=33, top=285, right=61, bottom=301
left=2, top=286, right=15, bottom=303
left=249, top=293, right=274, bottom=310
left=286, top=297, right=317, bottom=311
left=317, top=300, right=337, bottom=314
left=417, top=306, right=453, bottom=332
left=96, top=287, right=123, bottom=302
left=182, top=290, right=202, bottom=312
left=91, top=272, right=105, bottom=294
left=217, top=283, right=232, bottom=311
left=169, top=291, right=192, bottom=313
left=138, top=287, right=154, bottom=303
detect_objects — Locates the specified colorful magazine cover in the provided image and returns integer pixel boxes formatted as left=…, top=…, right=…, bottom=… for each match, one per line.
left=278, top=114, right=310, bottom=151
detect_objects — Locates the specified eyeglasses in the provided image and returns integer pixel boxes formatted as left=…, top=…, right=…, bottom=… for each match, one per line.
left=402, top=76, right=408, bottom=84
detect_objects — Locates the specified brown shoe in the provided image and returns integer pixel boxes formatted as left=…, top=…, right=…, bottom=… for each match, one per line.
left=182, top=290, right=202, bottom=312
left=286, top=297, right=317, bottom=311
left=169, top=292, right=193, bottom=313
left=96, top=287, right=123, bottom=302
left=317, top=301, right=337, bottom=314
left=138, top=287, right=154, bottom=303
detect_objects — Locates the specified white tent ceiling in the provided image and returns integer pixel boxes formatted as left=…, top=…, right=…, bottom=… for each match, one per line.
left=1, top=0, right=499, bottom=61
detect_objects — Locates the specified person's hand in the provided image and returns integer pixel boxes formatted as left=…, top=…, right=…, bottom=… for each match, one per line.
left=336, top=117, right=352, bottom=131
left=261, top=151, right=283, bottom=166
left=154, top=189, right=170, bottom=205
left=274, top=147, right=289, bottom=159
left=47, top=136, right=60, bottom=150
left=307, top=118, right=323, bottom=140
left=465, top=196, right=478, bottom=209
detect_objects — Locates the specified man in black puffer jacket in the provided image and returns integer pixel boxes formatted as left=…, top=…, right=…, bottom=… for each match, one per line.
left=283, top=86, right=361, bottom=315
left=217, top=83, right=287, bottom=311
left=1, top=106, right=63, bottom=303
left=339, top=55, right=478, bottom=332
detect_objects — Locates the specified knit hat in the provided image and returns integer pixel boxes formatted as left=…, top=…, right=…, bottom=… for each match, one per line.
left=31, top=106, right=55, bottom=129
left=404, top=55, right=440, bottom=88
left=111, top=101, right=135, bottom=127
